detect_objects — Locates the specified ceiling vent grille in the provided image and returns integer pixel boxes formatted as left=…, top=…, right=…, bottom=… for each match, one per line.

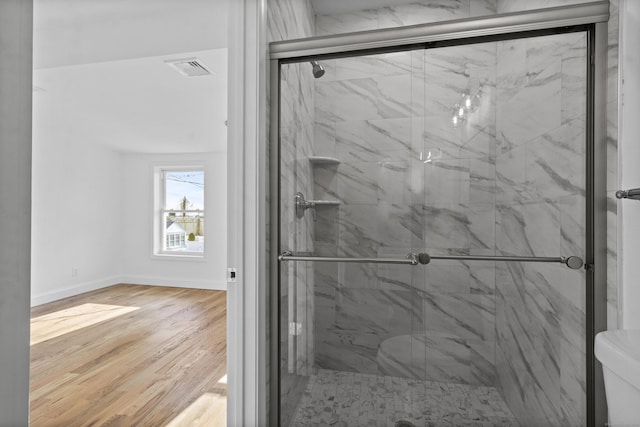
left=165, top=57, right=214, bottom=77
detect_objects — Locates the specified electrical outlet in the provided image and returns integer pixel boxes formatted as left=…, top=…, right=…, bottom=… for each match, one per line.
left=71, top=268, right=78, bottom=277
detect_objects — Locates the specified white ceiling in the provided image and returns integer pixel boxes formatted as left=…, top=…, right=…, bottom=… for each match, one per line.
left=33, top=0, right=228, bottom=154
left=34, top=0, right=228, bottom=69
left=33, top=49, right=228, bottom=154
left=310, top=0, right=418, bottom=15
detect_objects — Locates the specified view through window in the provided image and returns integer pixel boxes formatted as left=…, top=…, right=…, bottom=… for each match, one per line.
left=161, top=169, right=205, bottom=254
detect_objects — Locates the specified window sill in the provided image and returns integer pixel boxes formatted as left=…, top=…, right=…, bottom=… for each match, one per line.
left=152, top=253, right=207, bottom=263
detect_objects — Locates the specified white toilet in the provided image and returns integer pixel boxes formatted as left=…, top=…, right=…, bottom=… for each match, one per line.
left=595, top=329, right=640, bottom=426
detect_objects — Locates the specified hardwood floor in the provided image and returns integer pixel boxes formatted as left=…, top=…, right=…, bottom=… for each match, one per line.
left=30, top=284, right=227, bottom=427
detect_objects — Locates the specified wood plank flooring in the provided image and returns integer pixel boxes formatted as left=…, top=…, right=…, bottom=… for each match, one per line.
left=29, top=284, right=226, bottom=427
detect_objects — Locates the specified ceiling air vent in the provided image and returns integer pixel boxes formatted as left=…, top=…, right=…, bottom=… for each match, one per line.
left=165, top=57, right=214, bottom=77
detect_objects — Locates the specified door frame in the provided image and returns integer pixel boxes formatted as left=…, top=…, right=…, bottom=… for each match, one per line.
left=227, top=0, right=269, bottom=425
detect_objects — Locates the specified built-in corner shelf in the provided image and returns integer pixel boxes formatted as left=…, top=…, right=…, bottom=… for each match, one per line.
left=309, top=156, right=340, bottom=166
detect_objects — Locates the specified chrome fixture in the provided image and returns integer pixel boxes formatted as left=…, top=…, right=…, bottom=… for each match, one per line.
left=279, top=250, right=421, bottom=265
left=294, top=192, right=340, bottom=220
left=279, top=251, right=584, bottom=270
left=616, top=188, right=640, bottom=200
left=309, top=61, right=325, bottom=78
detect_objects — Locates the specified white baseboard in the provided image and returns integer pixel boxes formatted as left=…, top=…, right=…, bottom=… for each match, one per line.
left=31, top=275, right=226, bottom=307
left=120, top=275, right=227, bottom=291
left=31, top=276, right=121, bottom=307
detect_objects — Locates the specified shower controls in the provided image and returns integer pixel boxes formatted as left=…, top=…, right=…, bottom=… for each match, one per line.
left=295, top=192, right=313, bottom=219
left=294, top=192, right=340, bottom=221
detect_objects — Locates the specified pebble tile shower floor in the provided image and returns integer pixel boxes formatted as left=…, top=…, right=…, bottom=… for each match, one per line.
left=290, top=369, right=519, bottom=426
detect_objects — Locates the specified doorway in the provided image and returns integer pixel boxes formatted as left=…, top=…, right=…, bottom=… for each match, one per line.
left=30, top=1, right=229, bottom=424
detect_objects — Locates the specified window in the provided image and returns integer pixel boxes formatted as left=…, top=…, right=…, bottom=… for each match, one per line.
left=158, top=168, right=205, bottom=256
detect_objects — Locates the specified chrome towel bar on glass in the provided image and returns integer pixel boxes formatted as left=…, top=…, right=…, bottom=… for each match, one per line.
left=278, top=251, right=584, bottom=270
left=616, top=188, right=640, bottom=200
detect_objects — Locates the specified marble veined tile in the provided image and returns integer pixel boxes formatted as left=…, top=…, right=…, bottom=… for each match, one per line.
left=423, top=293, right=495, bottom=341
left=468, top=339, right=496, bottom=385
left=467, top=257, right=496, bottom=295
left=315, top=10, right=378, bottom=37
left=498, top=67, right=562, bottom=147
left=424, top=259, right=474, bottom=294
left=496, top=201, right=561, bottom=257
left=314, top=328, right=379, bottom=374
left=558, top=194, right=586, bottom=259
left=425, top=42, right=496, bottom=72
left=315, top=79, right=378, bottom=123
left=312, top=162, right=339, bottom=200
left=376, top=74, right=414, bottom=118
left=335, top=118, right=413, bottom=163
left=496, top=39, right=527, bottom=90
left=424, top=335, right=473, bottom=384
left=377, top=334, right=427, bottom=379
left=560, top=37, right=587, bottom=124
left=377, top=160, right=412, bottom=206
left=335, top=288, right=424, bottom=340
left=525, top=117, right=586, bottom=200
left=469, top=156, right=496, bottom=205
left=338, top=261, right=378, bottom=290
left=376, top=261, right=414, bottom=292
left=378, top=0, right=470, bottom=28
left=313, top=122, right=335, bottom=157
left=422, top=204, right=471, bottom=249
left=337, top=161, right=380, bottom=205
left=525, top=33, right=585, bottom=77
left=467, top=206, right=496, bottom=250
left=334, top=51, right=414, bottom=81
left=422, top=114, right=468, bottom=159
left=470, top=0, right=498, bottom=16
left=339, top=203, right=419, bottom=249
left=423, top=158, right=470, bottom=208
left=423, top=66, right=470, bottom=115
left=559, top=301, right=587, bottom=426
left=495, top=144, right=528, bottom=202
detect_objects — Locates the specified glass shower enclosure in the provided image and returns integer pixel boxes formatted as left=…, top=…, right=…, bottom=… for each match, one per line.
left=270, top=4, right=609, bottom=426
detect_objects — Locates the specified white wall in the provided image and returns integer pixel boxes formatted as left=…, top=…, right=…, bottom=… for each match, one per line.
left=620, top=0, right=640, bottom=328
left=31, top=146, right=228, bottom=303
left=0, top=0, right=32, bottom=424
left=120, top=152, right=227, bottom=290
left=31, top=137, right=123, bottom=305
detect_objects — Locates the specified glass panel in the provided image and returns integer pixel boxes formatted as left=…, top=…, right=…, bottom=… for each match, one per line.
left=279, top=30, right=587, bottom=427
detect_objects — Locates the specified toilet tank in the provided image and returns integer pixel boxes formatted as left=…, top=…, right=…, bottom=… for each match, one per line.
left=595, top=330, right=640, bottom=426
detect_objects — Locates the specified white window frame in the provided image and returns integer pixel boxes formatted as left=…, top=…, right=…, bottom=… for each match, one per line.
left=154, top=165, right=206, bottom=258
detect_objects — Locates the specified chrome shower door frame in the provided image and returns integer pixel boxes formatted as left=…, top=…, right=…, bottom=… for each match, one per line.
left=269, top=3, right=610, bottom=426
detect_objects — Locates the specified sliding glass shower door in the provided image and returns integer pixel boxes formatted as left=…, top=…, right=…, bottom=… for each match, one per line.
left=275, top=28, right=591, bottom=426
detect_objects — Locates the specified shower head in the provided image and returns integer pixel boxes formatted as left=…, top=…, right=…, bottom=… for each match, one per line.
left=310, top=61, right=325, bottom=78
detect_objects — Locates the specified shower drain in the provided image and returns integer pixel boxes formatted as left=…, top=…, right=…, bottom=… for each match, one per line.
left=395, top=421, right=416, bottom=427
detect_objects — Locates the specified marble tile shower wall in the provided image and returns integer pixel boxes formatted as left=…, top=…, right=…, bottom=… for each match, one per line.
left=493, top=30, right=589, bottom=427
left=309, top=3, right=618, bottom=427
left=312, top=0, right=502, bottom=388
left=267, top=0, right=316, bottom=425
left=495, top=0, right=620, bottom=328
left=314, top=0, right=499, bottom=36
